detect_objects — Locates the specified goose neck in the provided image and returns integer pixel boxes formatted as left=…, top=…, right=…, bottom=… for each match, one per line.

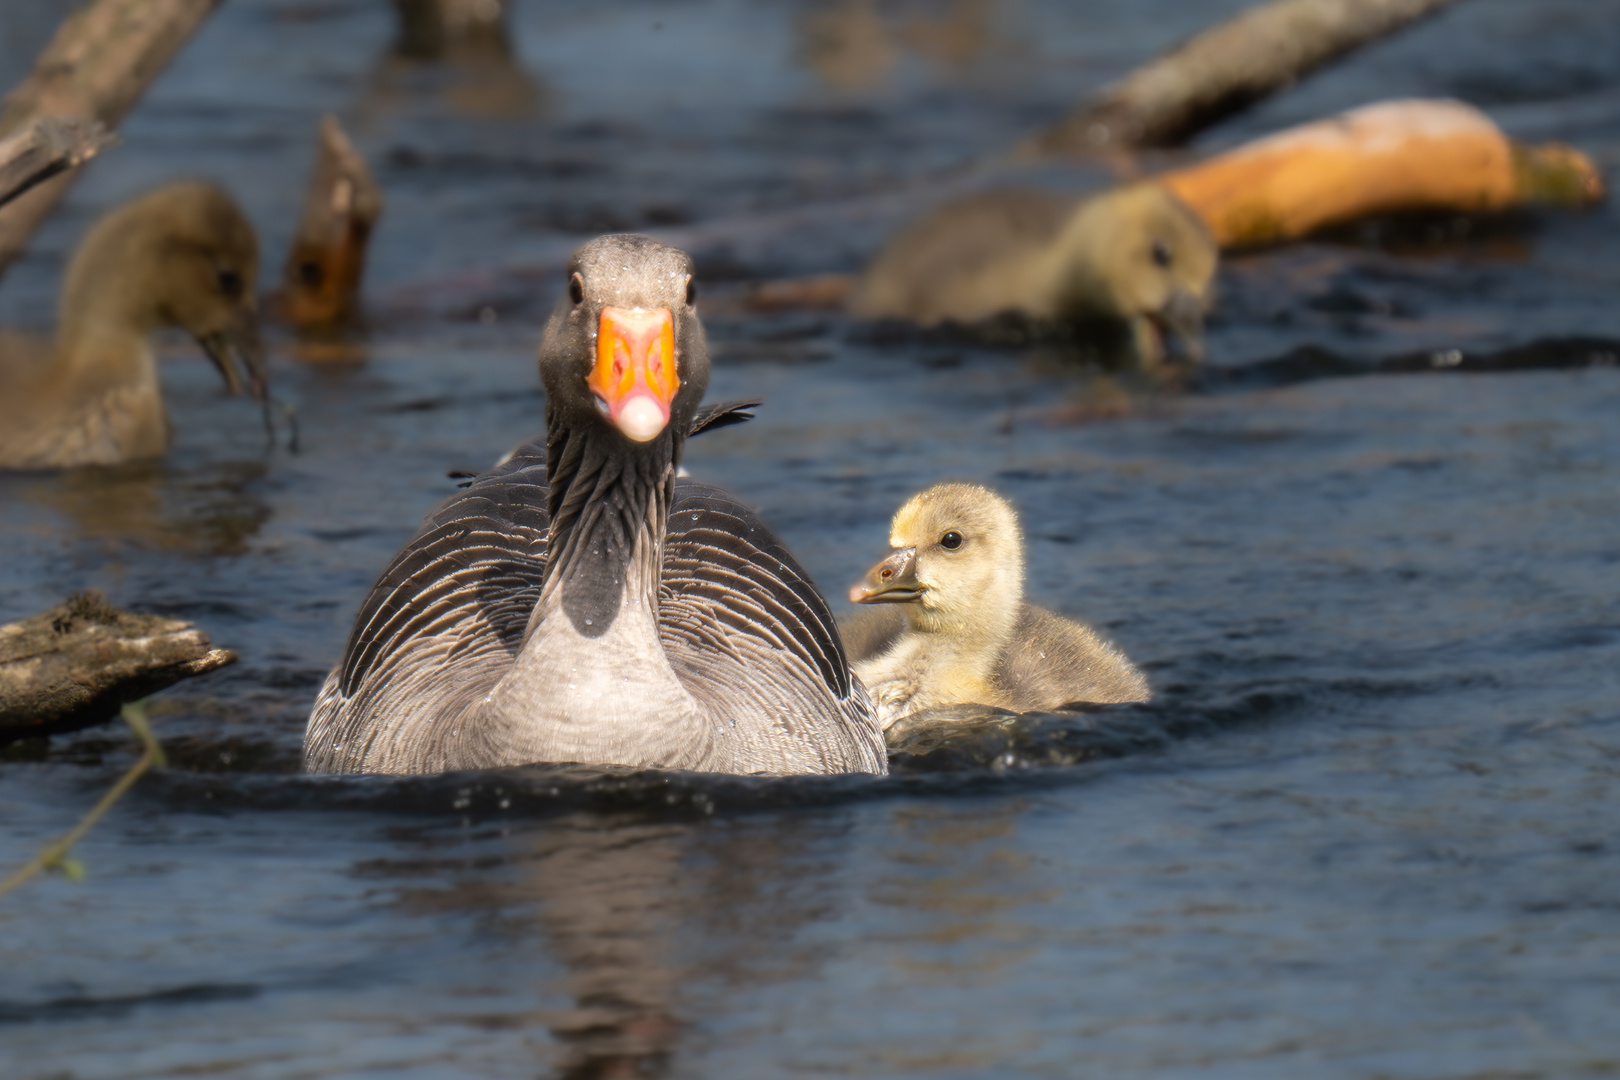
left=540, top=415, right=675, bottom=624
left=469, top=414, right=707, bottom=769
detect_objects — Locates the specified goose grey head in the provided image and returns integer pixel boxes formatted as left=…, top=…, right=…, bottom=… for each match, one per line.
left=850, top=482, right=1025, bottom=632
left=538, top=234, right=708, bottom=447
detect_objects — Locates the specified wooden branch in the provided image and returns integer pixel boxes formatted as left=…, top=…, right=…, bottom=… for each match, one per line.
left=1026, top=0, right=1465, bottom=155
left=0, top=591, right=236, bottom=743
left=1160, top=99, right=1606, bottom=248
left=0, top=0, right=225, bottom=278
left=0, top=117, right=115, bottom=211
left=279, top=115, right=383, bottom=329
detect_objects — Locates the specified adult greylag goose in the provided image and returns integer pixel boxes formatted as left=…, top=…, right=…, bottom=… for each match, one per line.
left=850, top=182, right=1216, bottom=366
left=845, top=483, right=1149, bottom=729
left=304, top=234, right=886, bottom=776
left=0, top=182, right=265, bottom=470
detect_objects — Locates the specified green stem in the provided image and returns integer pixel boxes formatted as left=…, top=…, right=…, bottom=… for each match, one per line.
left=0, top=700, right=162, bottom=898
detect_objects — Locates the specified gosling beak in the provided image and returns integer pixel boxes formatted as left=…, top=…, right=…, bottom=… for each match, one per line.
left=849, top=546, right=921, bottom=604
left=591, top=306, right=679, bottom=442
left=1145, top=285, right=1207, bottom=365
left=196, top=310, right=268, bottom=401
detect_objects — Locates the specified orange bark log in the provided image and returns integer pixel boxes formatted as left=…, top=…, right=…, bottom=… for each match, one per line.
left=1159, top=99, right=1604, bottom=249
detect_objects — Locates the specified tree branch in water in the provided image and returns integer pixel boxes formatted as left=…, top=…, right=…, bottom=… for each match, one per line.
left=0, top=0, right=226, bottom=278
left=0, top=117, right=115, bottom=211
left=1024, top=0, right=1466, bottom=155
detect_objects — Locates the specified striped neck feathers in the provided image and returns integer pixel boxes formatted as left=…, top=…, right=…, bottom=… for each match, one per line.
left=537, top=404, right=679, bottom=639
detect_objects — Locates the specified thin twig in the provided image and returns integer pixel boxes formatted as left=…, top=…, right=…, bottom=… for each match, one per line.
left=0, top=700, right=163, bottom=898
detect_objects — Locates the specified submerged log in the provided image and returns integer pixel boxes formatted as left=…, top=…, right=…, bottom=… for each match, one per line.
left=1161, top=99, right=1605, bottom=248
left=0, top=591, right=235, bottom=742
left=0, top=118, right=115, bottom=211
left=0, top=0, right=225, bottom=278
left=279, top=115, right=383, bottom=329
left=1026, top=0, right=1465, bottom=155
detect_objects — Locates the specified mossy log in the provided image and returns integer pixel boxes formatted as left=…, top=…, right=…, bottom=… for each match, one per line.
left=1026, top=0, right=1465, bottom=155
left=0, top=591, right=235, bottom=743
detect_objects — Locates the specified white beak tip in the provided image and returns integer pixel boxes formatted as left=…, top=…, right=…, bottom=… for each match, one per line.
left=616, top=395, right=668, bottom=442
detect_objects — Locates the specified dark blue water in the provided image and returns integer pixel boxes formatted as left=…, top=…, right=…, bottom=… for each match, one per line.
left=2, top=0, right=1619, bottom=1076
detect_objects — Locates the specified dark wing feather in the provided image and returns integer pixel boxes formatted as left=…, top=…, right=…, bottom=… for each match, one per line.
left=306, top=447, right=551, bottom=773
left=660, top=482, right=883, bottom=773
left=687, top=399, right=762, bottom=437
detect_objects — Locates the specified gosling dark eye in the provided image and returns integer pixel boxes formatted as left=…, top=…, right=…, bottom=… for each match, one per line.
left=940, top=531, right=962, bottom=550
left=1151, top=242, right=1172, bottom=269
left=568, top=272, right=585, bottom=305
left=685, top=277, right=697, bottom=306
left=217, top=268, right=244, bottom=298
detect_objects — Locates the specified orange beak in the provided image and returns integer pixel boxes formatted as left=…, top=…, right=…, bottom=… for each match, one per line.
left=589, top=306, right=679, bottom=442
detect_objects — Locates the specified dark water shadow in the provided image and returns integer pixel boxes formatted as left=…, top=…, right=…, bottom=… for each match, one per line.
left=0, top=984, right=260, bottom=1026
left=142, top=680, right=1321, bottom=820
left=1200, top=335, right=1620, bottom=393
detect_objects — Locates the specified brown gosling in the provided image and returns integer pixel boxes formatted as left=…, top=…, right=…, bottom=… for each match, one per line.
left=0, top=182, right=265, bottom=470
left=849, top=182, right=1217, bottom=366
left=845, top=482, right=1149, bottom=729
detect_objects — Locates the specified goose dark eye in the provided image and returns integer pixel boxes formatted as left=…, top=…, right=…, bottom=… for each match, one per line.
left=217, top=268, right=243, bottom=298
left=569, top=273, right=585, bottom=305
left=685, top=277, right=697, bottom=306
left=940, top=531, right=962, bottom=550
left=1151, top=242, right=1172, bottom=269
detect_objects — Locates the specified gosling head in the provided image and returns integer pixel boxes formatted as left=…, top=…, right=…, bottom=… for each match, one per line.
left=61, top=181, right=265, bottom=398
left=1049, top=183, right=1217, bottom=366
left=850, top=483, right=1025, bottom=635
left=539, top=234, right=708, bottom=452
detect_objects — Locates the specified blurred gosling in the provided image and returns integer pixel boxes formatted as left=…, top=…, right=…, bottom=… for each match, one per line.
left=846, top=482, right=1149, bottom=728
left=850, top=182, right=1216, bottom=366
left=0, top=182, right=264, bottom=470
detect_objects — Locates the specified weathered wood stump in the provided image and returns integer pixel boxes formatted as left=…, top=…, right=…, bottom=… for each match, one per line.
left=0, top=591, right=236, bottom=743
left=279, top=115, right=383, bottom=329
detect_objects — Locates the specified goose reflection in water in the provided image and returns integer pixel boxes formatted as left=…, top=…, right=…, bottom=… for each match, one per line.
left=354, top=0, right=545, bottom=120
left=371, top=809, right=855, bottom=1078
left=2, top=458, right=271, bottom=556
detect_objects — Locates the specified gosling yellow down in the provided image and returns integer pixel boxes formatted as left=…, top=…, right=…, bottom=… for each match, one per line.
left=846, top=482, right=1149, bottom=728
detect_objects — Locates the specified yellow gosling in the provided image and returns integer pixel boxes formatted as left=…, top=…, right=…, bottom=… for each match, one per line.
left=846, top=482, right=1149, bottom=728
